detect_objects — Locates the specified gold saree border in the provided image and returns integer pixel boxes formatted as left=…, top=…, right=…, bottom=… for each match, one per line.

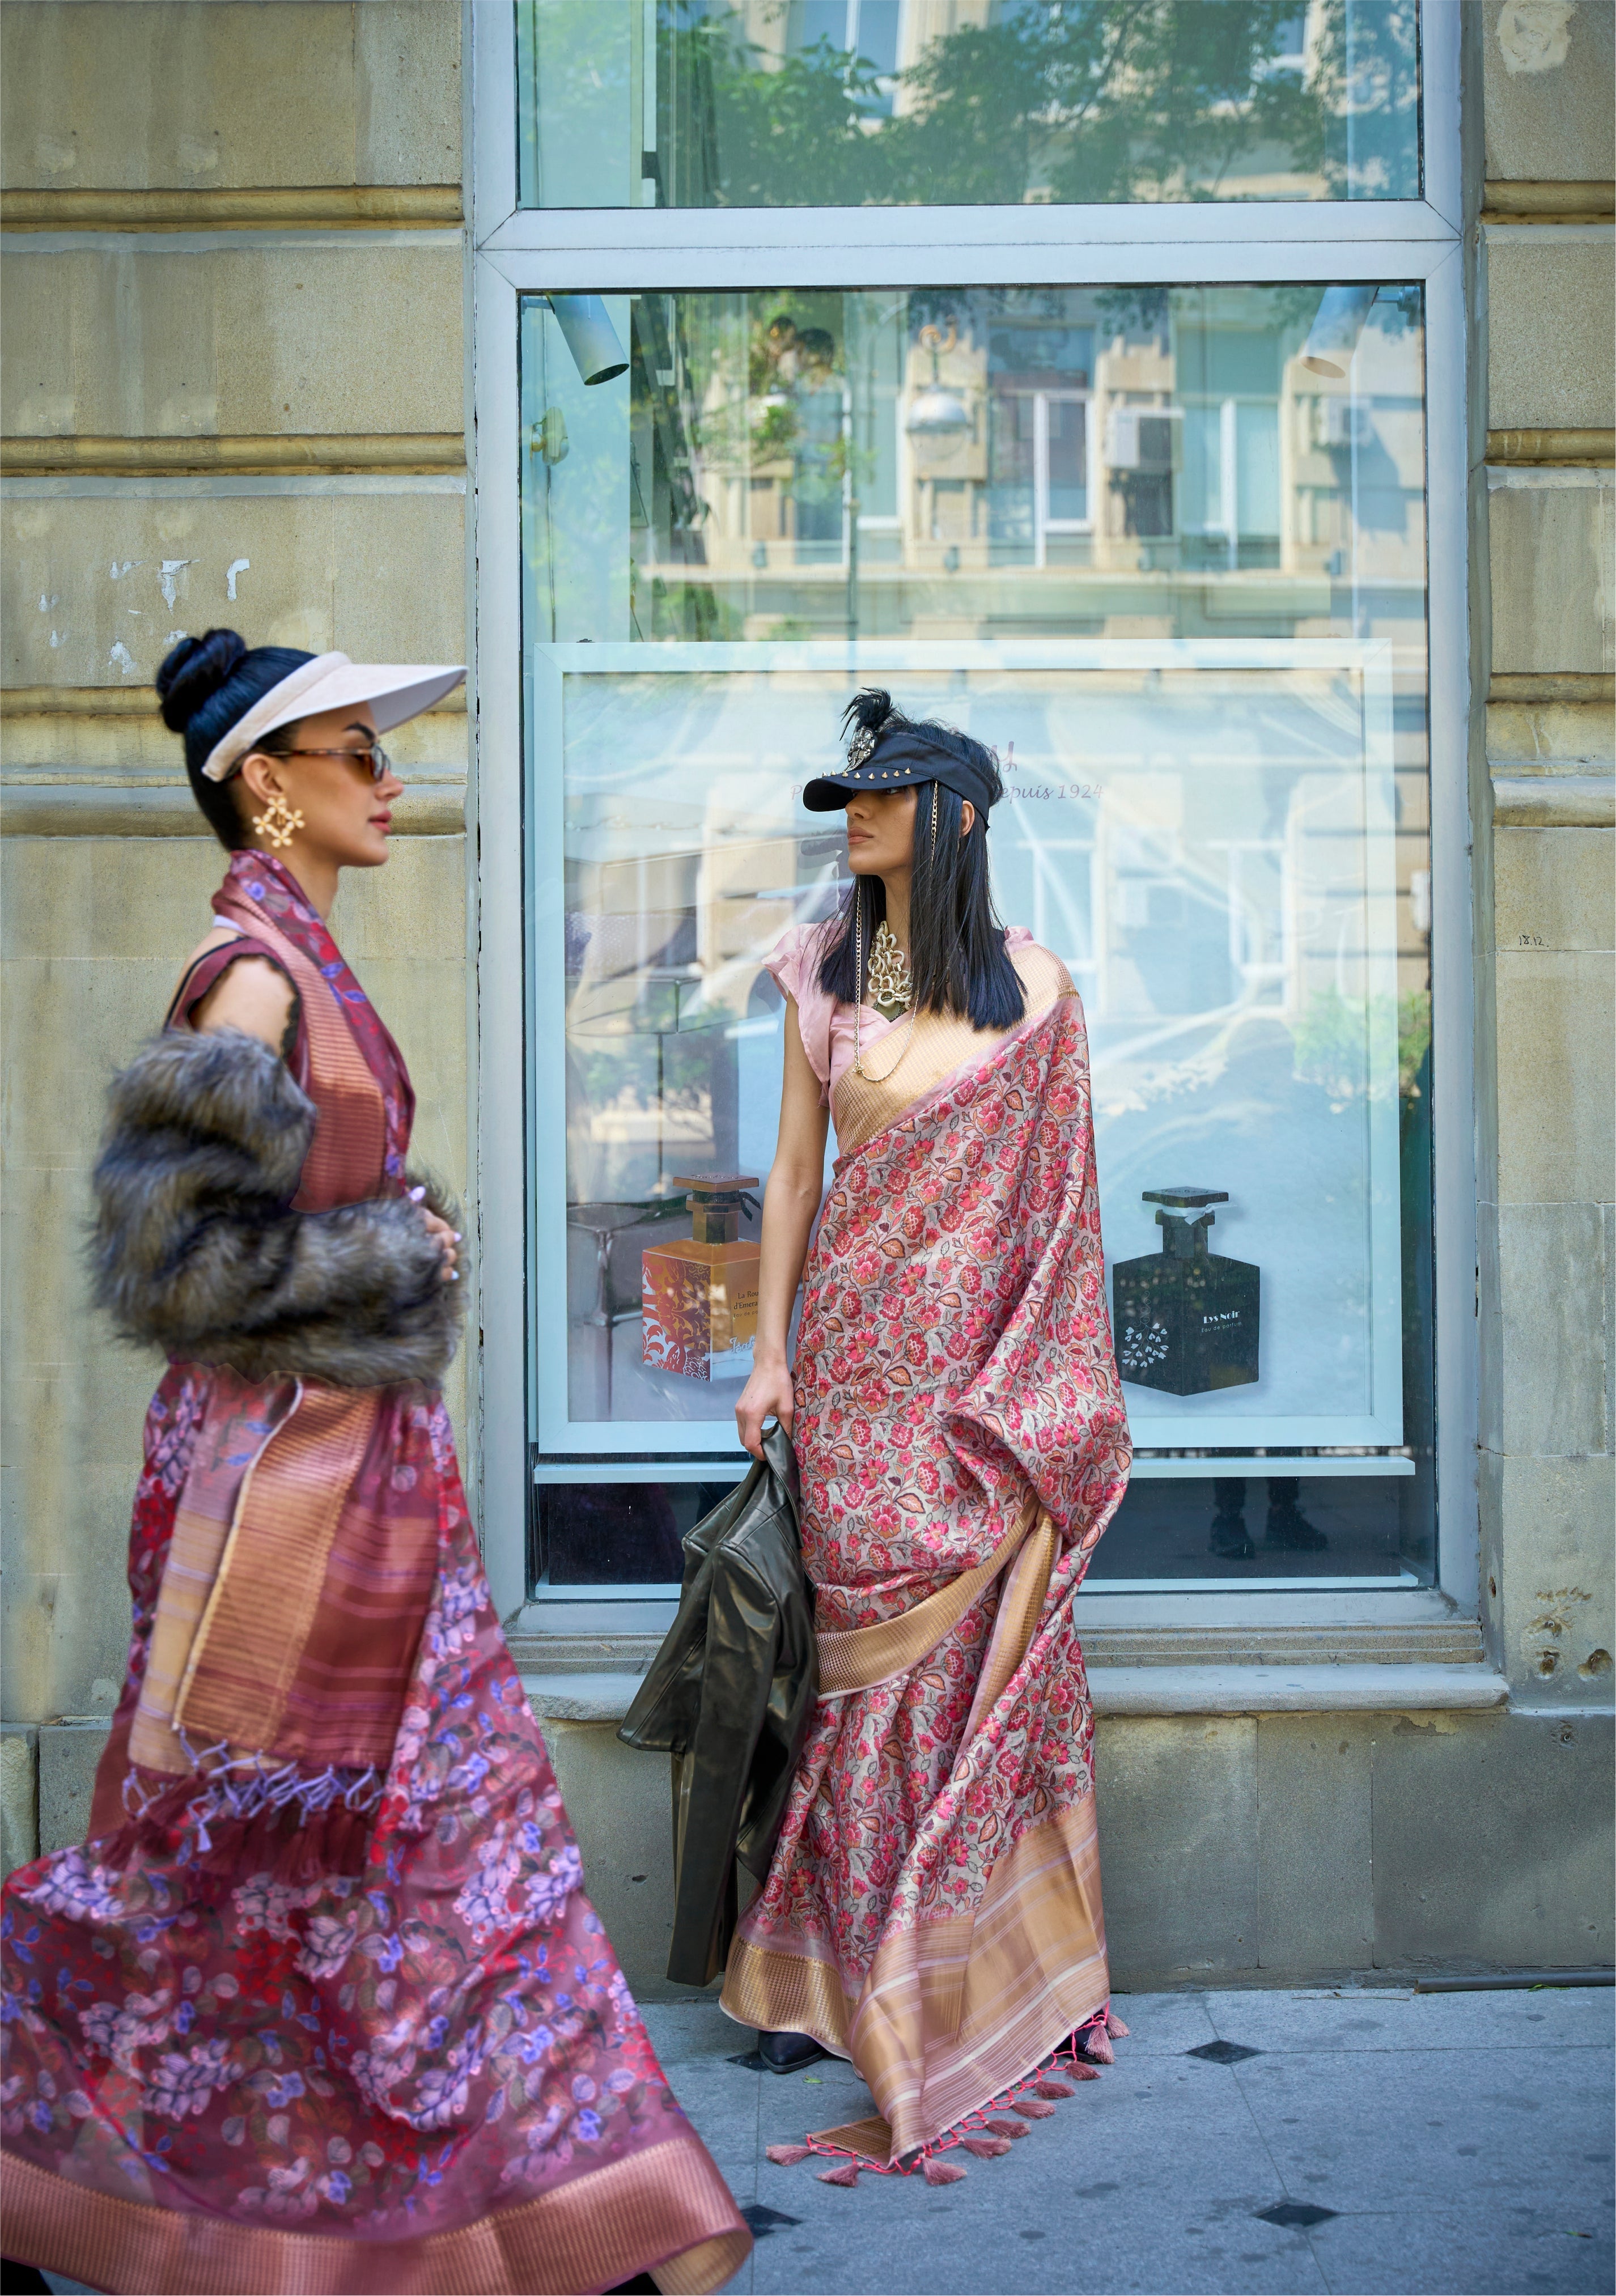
left=1, top=2131, right=750, bottom=2296
left=816, top=1496, right=1039, bottom=1697
left=720, top=1937, right=856, bottom=2059
left=209, top=897, right=388, bottom=1212
left=176, top=1386, right=381, bottom=1753
left=725, top=1798, right=1108, bottom=2159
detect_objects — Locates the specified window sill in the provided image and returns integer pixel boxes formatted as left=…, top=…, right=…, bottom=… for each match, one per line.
left=520, top=1660, right=1508, bottom=1727
left=506, top=1589, right=1483, bottom=1678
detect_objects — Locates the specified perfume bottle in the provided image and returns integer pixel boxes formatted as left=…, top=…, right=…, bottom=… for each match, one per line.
left=642, top=1172, right=762, bottom=1383
left=1111, top=1186, right=1259, bottom=1397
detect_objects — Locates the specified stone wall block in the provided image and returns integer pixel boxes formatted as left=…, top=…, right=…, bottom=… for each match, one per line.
left=1486, top=701, right=1616, bottom=766
left=537, top=1723, right=693, bottom=2001
left=0, top=2, right=460, bottom=193
left=1092, top=1716, right=1258, bottom=1982
left=1371, top=1712, right=1614, bottom=1968
left=1487, top=244, right=1616, bottom=433
left=1, top=244, right=464, bottom=440
left=1494, top=948, right=1616, bottom=1203
left=1482, top=0, right=1615, bottom=185
left=1255, top=1714, right=1375, bottom=1970
left=355, top=0, right=463, bottom=186
left=1496, top=1202, right=1610, bottom=1455
left=1495, top=1454, right=1616, bottom=1696
left=1, top=1728, right=39, bottom=1880
left=1478, top=1445, right=1507, bottom=1669
left=1487, top=475, right=1615, bottom=676
left=2, top=490, right=467, bottom=691
left=37, top=1719, right=110, bottom=1857
left=1494, top=826, right=1616, bottom=952
left=1477, top=1198, right=1504, bottom=1457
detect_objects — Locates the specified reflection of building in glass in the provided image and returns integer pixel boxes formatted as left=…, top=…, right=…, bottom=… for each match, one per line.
left=518, top=3, right=1422, bottom=211
left=626, top=286, right=1425, bottom=646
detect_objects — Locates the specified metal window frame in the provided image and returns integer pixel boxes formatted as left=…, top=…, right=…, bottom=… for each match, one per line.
left=469, top=0, right=1475, bottom=1631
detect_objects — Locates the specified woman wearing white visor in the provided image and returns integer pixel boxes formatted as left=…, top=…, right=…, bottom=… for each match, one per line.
left=0, top=630, right=750, bottom=2296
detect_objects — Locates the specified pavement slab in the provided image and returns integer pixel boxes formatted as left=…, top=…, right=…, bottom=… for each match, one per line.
left=639, top=1987, right=1614, bottom=2296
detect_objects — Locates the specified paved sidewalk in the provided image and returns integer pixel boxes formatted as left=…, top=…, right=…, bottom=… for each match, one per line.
left=644, top=1984, right=1614, bottom=2296
left=33, top=1983, right=1613, bottom=2296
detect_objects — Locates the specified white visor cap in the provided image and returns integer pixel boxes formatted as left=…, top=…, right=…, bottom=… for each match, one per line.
left=200, top=651, right=466, bottom=783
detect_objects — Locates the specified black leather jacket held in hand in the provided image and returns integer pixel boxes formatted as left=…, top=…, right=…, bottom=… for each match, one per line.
left=618, top=1422, right=818, bottom=1988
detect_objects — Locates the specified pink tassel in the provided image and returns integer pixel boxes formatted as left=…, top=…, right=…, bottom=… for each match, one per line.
left=922, top=2155, right=967, bottom=2185
left=1014, top=2097, right=1057, bottom=2119
left=986, top=2117, right=1030, bottom=2140
left=817, top=2159, right=862, bottom=2187
left=1034, top=2079, right=1075, bottom=2099
left=1106, top=2010, right=1130, bottom=2039
left=1065, top=2060, right=1101, bottom=2082
left=766, top=2144, right=812, bottom=2167
left=961, top=2135, right=1011, bottom=2159
left=1084, top=2029, right=1114, bottom=2065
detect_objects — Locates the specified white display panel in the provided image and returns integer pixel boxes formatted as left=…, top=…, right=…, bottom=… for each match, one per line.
left=527, top=638, right=1403, bottom=1456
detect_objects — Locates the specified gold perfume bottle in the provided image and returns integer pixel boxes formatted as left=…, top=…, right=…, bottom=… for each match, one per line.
left=641, top=1172, right=761, bottom=1383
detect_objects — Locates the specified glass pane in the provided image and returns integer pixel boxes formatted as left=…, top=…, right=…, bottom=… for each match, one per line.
left=533, top=1479, right=740, bottom=1585
left=521, top=278, right=1435, bottom=1591
left=516, top=1, right=1421, bottom=209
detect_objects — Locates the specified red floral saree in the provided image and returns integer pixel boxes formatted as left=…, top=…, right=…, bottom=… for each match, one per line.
left=722, top=954, right=1131, bottom=2160
left=2, top=856, right=748, bottom=2295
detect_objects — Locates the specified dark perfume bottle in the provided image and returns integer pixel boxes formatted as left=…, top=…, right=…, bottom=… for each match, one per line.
left=1111, top=1187, right=1260, bottom=1396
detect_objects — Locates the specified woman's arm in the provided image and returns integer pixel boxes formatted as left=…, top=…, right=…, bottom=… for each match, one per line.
left=735, top=996, right=829, bottom=1459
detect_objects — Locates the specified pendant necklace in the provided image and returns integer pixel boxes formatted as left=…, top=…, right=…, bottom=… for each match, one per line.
left=852, top=914, right=917, bottom=1082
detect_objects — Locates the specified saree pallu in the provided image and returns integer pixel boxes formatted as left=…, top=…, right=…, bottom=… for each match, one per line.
left=721, top=988, right=1131, bottom=2159
left=2, top=853, right=748, bottom=2294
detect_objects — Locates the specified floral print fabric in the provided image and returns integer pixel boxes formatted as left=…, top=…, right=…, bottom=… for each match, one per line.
left=2, top=1397, right=703, bottom=2242
left=736, top=992, right=1130, bottom=1988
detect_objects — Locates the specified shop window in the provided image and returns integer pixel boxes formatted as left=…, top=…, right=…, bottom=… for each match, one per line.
left=517, top=278, right=1438, bottom=1600
left=515, top=2, right=1422, bottom=210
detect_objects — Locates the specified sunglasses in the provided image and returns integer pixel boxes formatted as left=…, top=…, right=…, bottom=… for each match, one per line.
left=249, top=740, right=395, bottom=784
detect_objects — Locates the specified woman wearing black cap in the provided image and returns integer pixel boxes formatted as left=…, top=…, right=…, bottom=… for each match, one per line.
left=724, top=690, right=1133, bottom=2180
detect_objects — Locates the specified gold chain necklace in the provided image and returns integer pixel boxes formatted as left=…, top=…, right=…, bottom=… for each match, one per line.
left=852, top=914, right=918, bottom=1081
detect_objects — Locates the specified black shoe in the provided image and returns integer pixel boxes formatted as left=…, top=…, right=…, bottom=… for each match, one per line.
left=758, top=2028, right=829, bottom=2073
left=1209, top=1511, right=1254, bottom=1560
left=1265, top=1499, right=1327, bottom=1552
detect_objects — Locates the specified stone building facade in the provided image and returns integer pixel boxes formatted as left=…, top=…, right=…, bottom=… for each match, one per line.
left=2, top=1, right=1611, bottom=1992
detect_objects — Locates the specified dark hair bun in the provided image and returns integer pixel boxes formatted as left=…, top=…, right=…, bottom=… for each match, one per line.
left=842, top=688, right=896, bottom=740
left=156, top=628, right=247, bottom=733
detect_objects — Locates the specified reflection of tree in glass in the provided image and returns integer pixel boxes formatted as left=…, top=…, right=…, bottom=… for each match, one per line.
left=656, top=0, right=1418, bottom=209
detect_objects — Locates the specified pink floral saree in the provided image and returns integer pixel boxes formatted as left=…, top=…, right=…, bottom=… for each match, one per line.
left=721, top=962, right=1131, bottom=2160
left=1, top=856, right=748, bottom=2295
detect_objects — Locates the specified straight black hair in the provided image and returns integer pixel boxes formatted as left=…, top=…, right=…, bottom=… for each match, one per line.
left=155, top=628, right=313, bottom=851
left=817, top=692, right=1025, bottom=1031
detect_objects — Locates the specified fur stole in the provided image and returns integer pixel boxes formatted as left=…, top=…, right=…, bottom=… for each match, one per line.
left=91, top=1026, right=462, bottom=1389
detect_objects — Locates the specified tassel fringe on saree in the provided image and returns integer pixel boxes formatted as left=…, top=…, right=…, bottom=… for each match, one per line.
left=722, top=975, right=1132, bottom=2168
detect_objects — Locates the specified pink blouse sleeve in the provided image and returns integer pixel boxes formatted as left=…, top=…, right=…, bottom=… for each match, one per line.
left=763, top=922, right=835, bottom=1105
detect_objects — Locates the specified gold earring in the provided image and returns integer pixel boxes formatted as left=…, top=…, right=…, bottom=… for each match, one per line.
left=252, top=793, right=304, bottom=851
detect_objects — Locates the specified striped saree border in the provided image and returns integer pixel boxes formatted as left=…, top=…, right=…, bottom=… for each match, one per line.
left=720, top=1934, right=858, bottom=2059
left=1, top=2131, right=750, bottom=2296
left=723, top=1797, right=1108, bottom=2159
left=176, top=1386, right=381, bottom=1752
left=815, top=1497, right=1038, bottom=1697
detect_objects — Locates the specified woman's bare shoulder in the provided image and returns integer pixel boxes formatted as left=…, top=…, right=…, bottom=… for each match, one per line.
left=177, top=929, right=296, bottom=1048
